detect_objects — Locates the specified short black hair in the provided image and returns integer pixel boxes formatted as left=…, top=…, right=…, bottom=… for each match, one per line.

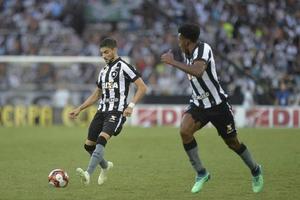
left=99, top=37, right=117, bottom=48
left=178, top=23, right=200, bottom=43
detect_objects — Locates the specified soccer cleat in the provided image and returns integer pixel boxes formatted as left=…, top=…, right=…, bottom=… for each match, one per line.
left=98, top=161, right=114, bottom=185
left=252, top=165, right=264, bottom=193
left=76, top=168, right=90, bottom=185
left=191, top=172, right=210, bottom=193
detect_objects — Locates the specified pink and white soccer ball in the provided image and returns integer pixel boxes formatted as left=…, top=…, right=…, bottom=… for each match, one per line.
left=48, top=169, right=69, bottom=188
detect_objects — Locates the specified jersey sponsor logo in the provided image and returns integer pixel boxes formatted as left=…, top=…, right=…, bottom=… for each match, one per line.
left=196, top=92, right=210, bottom=100
left=102, top=82, right=118, bottom=89
left=104, top=98, right=119, bottom=103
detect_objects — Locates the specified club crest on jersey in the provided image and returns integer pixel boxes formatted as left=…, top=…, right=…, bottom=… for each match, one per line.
left=111, top=71, right=118, bottom=79
left=102, top=81, right=118, bottom=89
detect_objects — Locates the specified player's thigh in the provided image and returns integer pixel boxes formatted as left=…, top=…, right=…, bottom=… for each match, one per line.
left=102, top=112, right=126, bottom=137
left=181, top=105, right=209, bottom=134
left=210, top=102, right=237, bottom=139
left=87, top=112, right=104, bottom=142
left=180, top=113, right=207, bottom=135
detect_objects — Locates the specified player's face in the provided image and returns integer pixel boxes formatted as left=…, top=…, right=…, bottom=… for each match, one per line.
left=100, top=47, right=117, bottom=64
left=178, top=34, right=189, bottom=54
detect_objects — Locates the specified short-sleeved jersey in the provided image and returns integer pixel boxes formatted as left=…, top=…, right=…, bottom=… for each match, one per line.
left=96, top=57, right=140, bottom=112
left=184, top=42, right=228, bottom=109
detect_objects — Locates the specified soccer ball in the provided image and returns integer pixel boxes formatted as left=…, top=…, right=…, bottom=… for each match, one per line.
left=48, top=169, right=69, bottom=188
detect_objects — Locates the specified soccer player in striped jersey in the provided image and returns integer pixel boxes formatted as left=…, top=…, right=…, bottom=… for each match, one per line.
left=161, top=23, right=263, bottom=193
left=69, top=37, right=147, bottom=185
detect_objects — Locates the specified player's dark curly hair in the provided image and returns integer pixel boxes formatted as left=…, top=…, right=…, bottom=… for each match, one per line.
left=100, top=37, right=117, bottom=48
left=178, top=23, right=200, bottom=43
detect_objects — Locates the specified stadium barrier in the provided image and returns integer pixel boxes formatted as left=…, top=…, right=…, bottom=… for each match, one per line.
left=0, top=105, right=299, bottom=128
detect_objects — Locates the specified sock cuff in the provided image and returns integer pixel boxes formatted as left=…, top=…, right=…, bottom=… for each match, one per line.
left=183, top=138, right=197, bottom=151
left=235, top=143, right=247, bottom=155
left=97, top=136, right=107, bottom=147
left=251, top=165, right=260, bottom=176
left=197, top=168, right=207, bottom=175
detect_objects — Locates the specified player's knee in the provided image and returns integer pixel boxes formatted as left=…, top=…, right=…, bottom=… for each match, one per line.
left=232, top=143, right=247, bottom=154
left=224, top=136, right=241, bottom=151
left=227, top=141, right=245, bottom=153
left=84, top=144, right=95, bottom=153
left=180, top=128, right=193, bottom=142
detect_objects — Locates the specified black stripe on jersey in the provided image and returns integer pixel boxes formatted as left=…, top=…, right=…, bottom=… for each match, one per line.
left=206, top=61, right=227, bottom=101
left=190, top=81, right=205, bottom=108
left=208, top=50, right=211, bottom=61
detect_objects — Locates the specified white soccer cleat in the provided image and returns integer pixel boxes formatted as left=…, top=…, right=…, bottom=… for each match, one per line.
left=76, top=168, right=90, bottom=185
left=98, top=161, right=113, bottom=185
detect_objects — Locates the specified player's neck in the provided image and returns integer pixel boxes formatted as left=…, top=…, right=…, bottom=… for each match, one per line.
left=187, top=43, right=197, bottom=55
left=107, top=55, right=120, bottom=66
left=111, top=55, right=119, bottom=63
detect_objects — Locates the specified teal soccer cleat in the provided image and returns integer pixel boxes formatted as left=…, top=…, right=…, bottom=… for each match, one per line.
left=252, top=165, right=264, bottom=193
left=191, top=172, right=210, bottom=193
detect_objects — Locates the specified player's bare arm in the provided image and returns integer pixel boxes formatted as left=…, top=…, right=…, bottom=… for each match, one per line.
left=69, top=87, right=102, bottom=119
left=161, top=50, right=207, bottom=77
left=123, top=77, right=147, bottom=117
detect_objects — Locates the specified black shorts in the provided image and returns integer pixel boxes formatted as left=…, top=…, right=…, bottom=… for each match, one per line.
left=87, top=111, right=126, bottom=142
left=185, top=101, right=237, bottom=139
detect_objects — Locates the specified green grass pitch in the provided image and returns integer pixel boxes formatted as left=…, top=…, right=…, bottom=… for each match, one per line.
left=0, top=126, right=299, bottom=200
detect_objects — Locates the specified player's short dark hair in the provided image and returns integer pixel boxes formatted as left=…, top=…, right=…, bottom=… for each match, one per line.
left=178, top=23, right=200, bottom=43
left=99, top=37, right=117, bottom=48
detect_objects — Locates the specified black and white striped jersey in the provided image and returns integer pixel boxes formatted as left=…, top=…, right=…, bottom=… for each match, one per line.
left=96, top=57, right=140, bottom=112
left=184, top=42, right=228, bottom=109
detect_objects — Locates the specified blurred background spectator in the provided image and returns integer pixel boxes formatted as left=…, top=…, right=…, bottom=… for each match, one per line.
left=0, top=0, right=299, bottom=107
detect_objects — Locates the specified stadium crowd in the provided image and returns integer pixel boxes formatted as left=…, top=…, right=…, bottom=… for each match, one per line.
left=0, top=0, right=299, bottom=106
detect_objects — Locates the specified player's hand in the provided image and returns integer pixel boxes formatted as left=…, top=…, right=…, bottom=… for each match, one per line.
left=123, top=107, right=133, bottom=117
left=161, top=49, right=174, bottom=65
left=69, top=107, right=81, bottom=119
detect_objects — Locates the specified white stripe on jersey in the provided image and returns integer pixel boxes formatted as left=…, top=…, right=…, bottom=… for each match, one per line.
left=118, top=69, right=126, bottom=111
left=108, top=66, right=115, bottom=111
left=191, top=90, right=200, bottom=107
left=99, top=67, right=108, bottom=111
left=202, top=43, right=210, bottom=61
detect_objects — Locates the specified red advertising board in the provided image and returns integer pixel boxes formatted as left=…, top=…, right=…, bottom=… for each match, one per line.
left=131, top=105, right=300, bottom=128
